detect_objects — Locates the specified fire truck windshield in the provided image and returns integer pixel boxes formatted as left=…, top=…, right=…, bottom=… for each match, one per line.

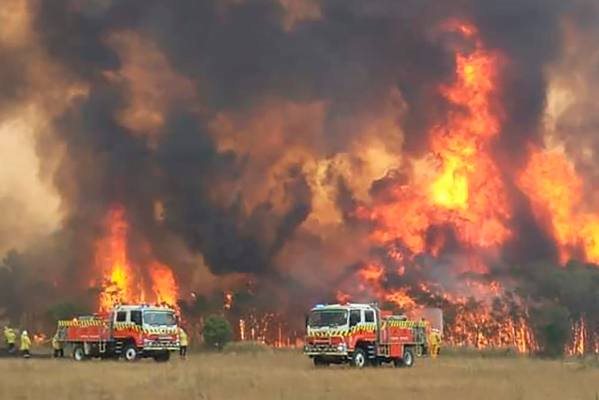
left=308, top=309, right=348, bottom=328
left=143, top=311, right=176, bottom=326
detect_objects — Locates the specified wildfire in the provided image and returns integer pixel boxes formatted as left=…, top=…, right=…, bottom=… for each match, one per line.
left=234, top=311, right=298, bottom=347
left=96, top=205, right=179, bottom=311
left=361, top=23, right=510, bottom=259
left=444, top=303, right=537, bottom=353
left=518, top=147, right=599, bottom=264
left=149, top=261, right=178, bottom=307
left=566, top=316, right=599, bottom=356
left=349, top=22, right=536, bottom=352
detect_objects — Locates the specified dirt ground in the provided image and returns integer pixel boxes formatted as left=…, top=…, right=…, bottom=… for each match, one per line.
left=0, top=350, right=597, bottom=400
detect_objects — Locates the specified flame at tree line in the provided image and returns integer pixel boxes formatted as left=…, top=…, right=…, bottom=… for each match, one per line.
left=67, top=18, right=598, bottom=354
left=343, top=21, right=599, bottom=354
left=95, top=206, right=178, bottom=311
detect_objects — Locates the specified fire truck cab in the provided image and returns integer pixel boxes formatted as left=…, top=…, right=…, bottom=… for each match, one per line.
left=57, top=304, right=180, bottom=362
left=304, top=303, right=426, bottom=368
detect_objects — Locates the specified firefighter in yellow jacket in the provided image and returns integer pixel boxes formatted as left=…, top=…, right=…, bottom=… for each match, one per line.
left=179, top=327, right=188, bottom=358
left=20, top=330, right=32, bottom=358
left=52, top=333, right=64, bottom=358
left=4, top=327, right=16, bottom=354
left=428, top=329, right=442, bottom=358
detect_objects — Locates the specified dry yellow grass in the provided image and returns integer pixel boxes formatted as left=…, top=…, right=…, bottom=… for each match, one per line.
left=0, top=351, right=597, bottom=400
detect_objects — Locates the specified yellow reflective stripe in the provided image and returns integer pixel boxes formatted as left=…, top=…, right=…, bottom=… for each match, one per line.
left=384, top=320, right=426, bottom=328
left=58, top=320, right=104, bottom=327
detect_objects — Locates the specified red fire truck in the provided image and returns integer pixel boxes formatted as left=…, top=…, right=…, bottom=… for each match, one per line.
left=304, top=303, right=427, bottom=368
left=56, top=305, right=180, bottom=362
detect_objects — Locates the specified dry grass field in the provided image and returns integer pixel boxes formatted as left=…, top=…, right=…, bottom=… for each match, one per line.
left=0, top=350, right=597, bottom=400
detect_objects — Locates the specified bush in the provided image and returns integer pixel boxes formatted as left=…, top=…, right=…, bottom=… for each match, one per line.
left=223, top=341, right=272, bottom=354
left=203, top=315, right=233, bottom=350
left=531, top=305, right=571, bottom=358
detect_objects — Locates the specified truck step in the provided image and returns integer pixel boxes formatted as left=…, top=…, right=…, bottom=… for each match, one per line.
left=367, top=345, right=376, bottom=359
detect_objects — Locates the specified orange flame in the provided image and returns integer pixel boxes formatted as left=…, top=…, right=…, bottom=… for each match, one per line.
left=96, top=205, right=179, bottom=311
left=149, top=261, right=179, bottom=307
left=350, top=21, right=538, bottom=352
left=518, top=148, right=599, bottom=264
left=361, top=25, right=510, bottom=258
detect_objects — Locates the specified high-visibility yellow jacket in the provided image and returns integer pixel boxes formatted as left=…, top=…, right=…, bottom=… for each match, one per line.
left=4, top=328, right=16, bottom=344
left=429, top=332, right=442, bottom=346
left=179, top=328, right=188, bottom=347
left=20, top=333, right=31, bottom=351
left=52, top=335, right=62, bottom=350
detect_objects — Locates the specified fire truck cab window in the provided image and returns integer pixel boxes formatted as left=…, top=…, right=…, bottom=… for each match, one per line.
left=116, top=311, right=127, bottom=322
left=364, top=310, right=375, bottom=323
left=349, top=310, right=361, bottom=327
left=130, top=310, right=142, bottom=325
left=308, top=310, right=348, bottom=328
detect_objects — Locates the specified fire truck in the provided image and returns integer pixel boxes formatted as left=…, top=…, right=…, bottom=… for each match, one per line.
left=304, top=303, right=427, bottom=368
left=56, top=305, right=180, bottom=362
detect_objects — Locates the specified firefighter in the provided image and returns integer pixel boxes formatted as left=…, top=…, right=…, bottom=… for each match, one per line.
left=179, top=327, right=188, bottom=358
left=20, top=330, right=31, bottom=358
left=4, top=326, right=16, bottom=354
left=428, top=329, right=442, bottom=358
left=52, top=333, right=64, bottom=358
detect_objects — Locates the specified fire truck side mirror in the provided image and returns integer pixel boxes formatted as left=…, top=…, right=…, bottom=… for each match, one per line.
left=349, top=314, right=360, bottom=327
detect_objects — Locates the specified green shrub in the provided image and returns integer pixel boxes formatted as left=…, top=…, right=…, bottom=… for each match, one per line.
left=203, top=315, right=233, bottom=351
left=531, top=305, right=570, bottom=358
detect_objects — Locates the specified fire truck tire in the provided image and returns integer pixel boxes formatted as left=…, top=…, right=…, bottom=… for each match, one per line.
left=123, top=344, right=139, bottom=362
left=313, top=357, right=328, bottom=367
left=395, top=348, right=415, bottom=368
left=153, top=352, right=170, bottom=362
left=415, top=345, right=423, bottom=357
left=350, top=348, right=367, bottom=368
left=73, top=345, right=87, bottom=362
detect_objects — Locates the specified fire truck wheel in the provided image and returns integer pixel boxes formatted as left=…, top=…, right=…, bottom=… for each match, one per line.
left=415, top=345, right=423, bottom=357
left=123, top=344, right=139, bottom=362
left=350, top=348, right=367, bottom=368
left=73, top=345, right=87, bottom=362
left=153, top=352, right=170, bottom=362
left=394, top=348, right=414, bottom=368
left=313, top=357, right=328, bottom=367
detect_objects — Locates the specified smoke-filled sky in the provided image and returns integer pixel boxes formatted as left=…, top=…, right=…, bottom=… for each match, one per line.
left=0, top=0, right=598, bottom=325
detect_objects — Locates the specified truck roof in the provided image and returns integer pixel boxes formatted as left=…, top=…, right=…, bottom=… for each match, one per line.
left=310, top=303, right=377, bottom=311
left=112, top=304, right=175, bottom=312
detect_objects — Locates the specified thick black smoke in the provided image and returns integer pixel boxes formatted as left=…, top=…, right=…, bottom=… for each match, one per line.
left=31, top=0, right=458, bottom=279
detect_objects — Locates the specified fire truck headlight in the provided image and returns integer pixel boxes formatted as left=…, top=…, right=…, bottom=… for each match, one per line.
left=337, top=343, right=346, bottom=352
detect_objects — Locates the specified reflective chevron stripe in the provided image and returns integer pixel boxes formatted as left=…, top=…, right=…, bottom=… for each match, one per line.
left=113, top=323, right=178, bottom=335
left=307, top=320, right=425, bottom=337
left=59, top=320, right=177, bottom=335
left=58, top=320, right=105, bottom=327
left=383, top=320, right=427, bottom=328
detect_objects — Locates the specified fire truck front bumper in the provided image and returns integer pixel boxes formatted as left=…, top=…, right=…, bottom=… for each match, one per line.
left=304, top=341, right=348, bottom=357
left=143, top=339, right=180, bottom=351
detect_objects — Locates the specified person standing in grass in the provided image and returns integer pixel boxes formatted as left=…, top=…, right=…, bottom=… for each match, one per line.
left=52, top=333, right=64, bottom=358
left=4, top=327, right=16, bottom=354
left=428, top=329, right=441, bottom=358
left=20, top=330, right=31, bottom=358
left=179, top=327, right=188, bottom=358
